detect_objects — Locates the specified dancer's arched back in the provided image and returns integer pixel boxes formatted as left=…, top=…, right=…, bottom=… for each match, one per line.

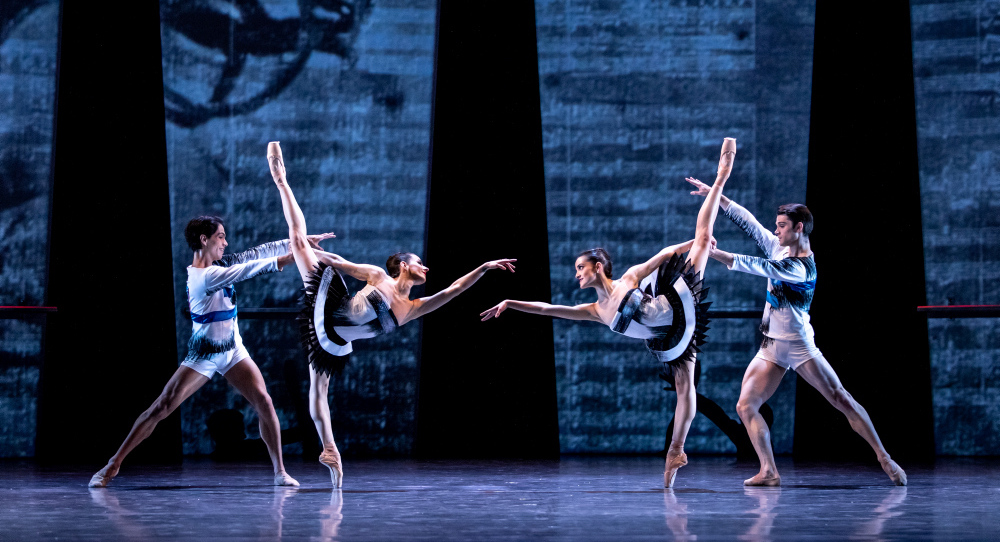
left=266, top=142, right=515, bottom=487
left=480, top=138, right=736, bottom=487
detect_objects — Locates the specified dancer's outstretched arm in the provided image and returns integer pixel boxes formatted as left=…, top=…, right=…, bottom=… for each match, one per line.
left=709, top=247, right=814, bottom=283
left=404, top=259, right=516, bottom=323
left=267, top=141, right=320, bottom=282
left=687, top=138, right=736, bottom=276
left=621, top=240, right=695, bottom=286
left=480, top=300, right=601, bottom=322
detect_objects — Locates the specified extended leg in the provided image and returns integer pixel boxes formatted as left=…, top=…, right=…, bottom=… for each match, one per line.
left=89, top=367, right=208, bottom=488
left=267, top=142, right=320, bottom=282
left=225, top=358, right=299, bottom=486
left=665, top=359, right=696, bottom=487
left=736, top=357, right=786, bottom=486
left=795, top=357, right=907, bottom=486
left=309, top=366, right=343, bottom=487
left=688, top=137, right=736, bottom=275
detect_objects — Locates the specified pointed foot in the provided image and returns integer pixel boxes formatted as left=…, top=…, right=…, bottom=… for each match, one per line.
left=880, top=457, right=907, bottom=486
left=88, top=465, right=117, bottom=488
left=664, top=449, right=688, bottom=488
left=319, top=444, right=344, bottom=488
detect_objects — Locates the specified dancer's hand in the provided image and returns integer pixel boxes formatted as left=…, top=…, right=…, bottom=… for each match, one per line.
left=307, top=232, right=337, bottom=250
left=277, top=252, right=294, bottom=271
left=685, top=177, right=710, bottom=197
left=480, top=301, right=509, bottom=321
left=482, top=259, right=517, bottom=273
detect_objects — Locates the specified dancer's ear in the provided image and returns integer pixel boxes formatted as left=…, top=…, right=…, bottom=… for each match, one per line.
left=200, top=234, right=209, bottom=248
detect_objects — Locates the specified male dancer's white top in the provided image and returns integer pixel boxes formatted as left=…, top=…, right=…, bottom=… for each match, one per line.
left=184, top=240, right=289, bottom=361
left=723, top=202, right=817, bottom=342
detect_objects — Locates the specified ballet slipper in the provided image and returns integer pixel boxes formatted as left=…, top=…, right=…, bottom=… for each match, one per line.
left=319, top=443, right=343, bottom=488
left=879, top=456, right=907, bottom=486
left=274, top=472, right=300, bottom=487
left=664, top=448, right=688, bottom=488
left=743, top=472, right=781, bottom=487
left=88, top=464, right=118, bottom=488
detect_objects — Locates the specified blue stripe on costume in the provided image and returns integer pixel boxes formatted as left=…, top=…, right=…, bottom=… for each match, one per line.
left=191, top=306, right=237, bottom=323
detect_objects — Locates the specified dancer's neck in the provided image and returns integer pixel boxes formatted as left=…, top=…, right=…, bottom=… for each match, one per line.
left=592, top=274, right=615, bottom=301
left=788, top=237, right=812, bottom=258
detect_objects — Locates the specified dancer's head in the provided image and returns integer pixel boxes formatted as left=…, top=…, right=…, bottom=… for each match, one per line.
left=575, top=248, right=613, bottom=288
left=185, top=216, right=227, bottom=258
left=775, top=203, right=812, bottom=246
left=387, top=252, right=428, bottom=284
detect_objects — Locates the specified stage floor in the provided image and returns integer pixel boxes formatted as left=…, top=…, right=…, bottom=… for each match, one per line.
left=1, top=456, right=997, bottom=540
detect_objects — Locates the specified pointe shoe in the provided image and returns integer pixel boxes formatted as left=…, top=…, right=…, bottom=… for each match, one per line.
left=267, top=141, right=286, bottom=181
left=88, top=465, right=117, bottom=488
left=274, top=472, right=300, bottom=487
left=743, top=472, right=781, bottom=487
left=880, top=457, right=907, bottom=486
left=717, top=137, right=737, bottom=179
left=664, top=449, right=688, bottom=488
left=319, top=444, right=343, bottom=488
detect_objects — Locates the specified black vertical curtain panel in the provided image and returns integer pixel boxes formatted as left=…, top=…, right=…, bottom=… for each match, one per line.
left=802, top=0, right=934, bottom=461
left=417, top=0, right=559, bottom=458
left=37, top=0, right=179, bottom=464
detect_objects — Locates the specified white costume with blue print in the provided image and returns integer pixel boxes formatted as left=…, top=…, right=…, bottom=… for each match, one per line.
left=723, top=202, right=817, bottom=342
left=183, top=240, right=289, bottom=361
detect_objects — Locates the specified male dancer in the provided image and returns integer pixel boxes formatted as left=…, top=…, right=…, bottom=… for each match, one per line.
left=89, top=217, right=312, bottom=488
left=685, top=178, right=906, bottom=486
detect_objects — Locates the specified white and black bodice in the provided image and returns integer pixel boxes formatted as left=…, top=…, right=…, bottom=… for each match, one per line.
left=301, top=263, right=399, bottom=376
left=608, top=253, right=710, bottom=366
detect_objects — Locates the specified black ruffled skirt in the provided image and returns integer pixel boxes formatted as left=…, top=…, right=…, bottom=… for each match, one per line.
left=299, top=262, right=352, bottom=376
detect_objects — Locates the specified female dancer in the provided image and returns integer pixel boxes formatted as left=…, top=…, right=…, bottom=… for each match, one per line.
left=481, top=138, right=736, bottom=487
left=89, top=216, right=303, bottom=488
left=266, top=142, right=515, bottom=488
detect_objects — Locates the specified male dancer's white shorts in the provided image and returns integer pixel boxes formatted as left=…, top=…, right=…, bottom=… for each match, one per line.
left=181, top=335, right=250, bottom=378
left=754, top=336, right=825, bottom=371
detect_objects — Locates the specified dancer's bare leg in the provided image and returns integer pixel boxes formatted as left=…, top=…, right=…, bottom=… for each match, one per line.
left=89, top=367, right=209, bottom=487
left=309, top=366, right=343, bottom=487
left=687, top=137, right=736, bottom=275
left=268, top=142, right=343, bottom=485
left=665, top=359, right=696, bottom=487
left=225, top=358, right=298, bottom=486
left=794, top=357, right=907, bottom=486
left=267, top=141, right=320, bottom=282
left=663, top=138, right=736, bottom=485
left=736, top=356, right=786, bottom=486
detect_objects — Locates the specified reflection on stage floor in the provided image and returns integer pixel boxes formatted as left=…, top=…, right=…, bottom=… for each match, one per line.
left=1, top=456, right=997, bottom=540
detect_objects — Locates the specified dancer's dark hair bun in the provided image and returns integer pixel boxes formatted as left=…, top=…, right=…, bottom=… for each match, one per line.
left=386, top=252, right=418, bottom=278
left=577, top=248, right=613, bottom=278
left=184, top=216, right=225, bottom=251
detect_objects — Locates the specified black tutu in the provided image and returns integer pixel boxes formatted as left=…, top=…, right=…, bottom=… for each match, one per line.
left=299, top=262, right=352, bottom=376
left=641, top=252, right=711, bottom=368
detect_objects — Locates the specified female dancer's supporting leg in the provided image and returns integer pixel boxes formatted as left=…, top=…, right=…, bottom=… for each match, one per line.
left=664, top=137, right=736, bottom=486
left=267, top=142, right=343, bottom=487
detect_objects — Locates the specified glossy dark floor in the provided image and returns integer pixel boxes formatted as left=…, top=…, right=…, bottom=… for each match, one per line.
left=1, top=456, right=998, bottom=540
